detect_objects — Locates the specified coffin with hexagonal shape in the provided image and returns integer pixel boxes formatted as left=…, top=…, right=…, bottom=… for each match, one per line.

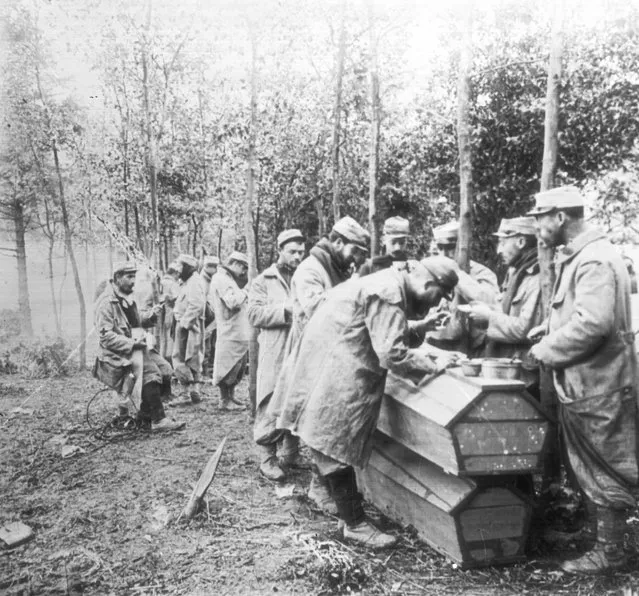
left=358, top=432, right=533, bottom=568
left=376, top=368, right=551, bottom=476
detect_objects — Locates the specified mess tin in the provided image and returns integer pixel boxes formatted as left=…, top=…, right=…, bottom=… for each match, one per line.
left=481, top=358, right=522, bottom=380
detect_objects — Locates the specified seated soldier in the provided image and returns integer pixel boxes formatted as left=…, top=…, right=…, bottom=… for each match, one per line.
left=93, top=261, right=184, bottom=431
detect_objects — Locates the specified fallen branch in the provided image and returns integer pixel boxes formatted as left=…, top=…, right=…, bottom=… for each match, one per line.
left=179, top=436, right=227, bottom=521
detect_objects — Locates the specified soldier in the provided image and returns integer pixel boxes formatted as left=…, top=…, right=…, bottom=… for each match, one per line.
left=274, top=258, right=459, bottom=548
left=426, top=220, right=499, bottom=356
left=159, top=264, right=180, bottom=363
left=465, top=217, right=542, bottom=394
left=249, top=229, right=306, bottom=481
left=172, top=254, right=206, bottom=404
left=528, top=186, right=639, bottom=574
left=93, top=261, right=183, bottom=431
left=358, top=216, right=411, bottom=276
left=269, top=216, right=369, bottom=513
left=200, top=255, right=220, bottom=380
left=210, top=251, right=250, bottom=411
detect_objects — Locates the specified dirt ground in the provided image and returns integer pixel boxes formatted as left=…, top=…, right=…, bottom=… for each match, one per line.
left=2, top=372, right=639, bottom=596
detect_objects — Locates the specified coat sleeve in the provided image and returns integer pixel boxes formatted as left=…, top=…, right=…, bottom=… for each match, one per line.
left=462, top=264, right=499, bottom=304
left=96, top=301, right=135, bottom=357
left=487, top=275, right=542, bottom=343
left=365, top=296, right=437, bottom=375
left=296, top=267, right=329, bottom=319
left=180, top=278, right=206, bottom=330
left=217, top=277, right=248, bottom=313
left=248, top=276, right=288, bottom=329
left=534, top=260, right=616, bottom=367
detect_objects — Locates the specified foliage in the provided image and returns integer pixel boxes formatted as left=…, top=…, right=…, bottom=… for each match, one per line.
left=3, top=0, right=639, bottom=283
left=0, top=337, right=76, bottom=378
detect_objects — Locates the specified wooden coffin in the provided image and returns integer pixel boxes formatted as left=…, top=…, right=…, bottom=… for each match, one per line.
left=377, top=368, right=550, bottom=476
left=358, top=432, right=532, bottom=568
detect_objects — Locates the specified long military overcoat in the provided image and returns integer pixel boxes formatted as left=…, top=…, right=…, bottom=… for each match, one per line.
left=275, top=268, right=437, bottom=469
left=534, top=227, right=639, bottom=507
left=248, top=264, right=291, bottom=407
left=172, top=271, right=205, bottom=377
left=209, top=267, right=250, bottom=385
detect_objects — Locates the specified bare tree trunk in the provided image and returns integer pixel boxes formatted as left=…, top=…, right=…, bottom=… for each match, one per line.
left=52, top=139, right=87, bottom=367
left=12, top=197, right=33, bottom=337
left=331, top=0, right=346, bottom=223
left=246, top=35, right=259, bottom=417
left=539, top=0, right=564, bottom=490
left=47, top=237, right=61, bottom=335
left=456, top=6, right=473, bottom=274
left=108, top=234, right=114, bottom=274
left=367, top=1, right=380, bottom=257
left=142, top=0, right=159, bottom=268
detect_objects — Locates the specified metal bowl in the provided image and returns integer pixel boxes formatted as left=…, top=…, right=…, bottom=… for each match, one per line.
left=460, top=359, right=482, bottom=377
left=481, top=358, right=522, bottom=380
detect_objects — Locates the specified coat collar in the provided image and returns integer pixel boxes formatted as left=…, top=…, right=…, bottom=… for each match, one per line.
left=263, top=263, right=289, bottom=286
left=555, top=226, right=607, bottom=265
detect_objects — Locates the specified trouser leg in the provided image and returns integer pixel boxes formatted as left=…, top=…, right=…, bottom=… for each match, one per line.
left=138, top=382, right=166, bottom=424
left=325, top=466, right=365, bottom=526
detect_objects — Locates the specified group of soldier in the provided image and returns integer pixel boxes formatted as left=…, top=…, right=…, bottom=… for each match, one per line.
left=92, top=185, right=639, bottom=575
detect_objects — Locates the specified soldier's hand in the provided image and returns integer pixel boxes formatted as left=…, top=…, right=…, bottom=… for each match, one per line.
left=284, top=298, right=294, bottom=315
left=417, top=311, right=450, bottom=333
left=529, top=343, right=544, bottom=365
left=467, top=302, right=492, bottom=323
left=527, top=324, right=546, bottom=343
left=435, top=352, right=460, bottom=373
left=151, top=303, right=164, bottom=316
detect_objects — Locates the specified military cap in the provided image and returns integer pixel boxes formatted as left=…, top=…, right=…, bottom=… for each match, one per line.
left=203, top=255, right=220, bottom=266
left=112, top=260, right=137, bottom=277
left=492, top=217, right=537, bottom=238
left=332, top=216, right=369, bottom=252
left=277, top=228, right=305, bottom=248
left=420, top=256, right=459, bottom=301
left=432, top=221, right=459, bottom=245
left=177, top=253, right=198, bottom=268
left=227, top=251, right=249, bottom=266
left=527, top=186, right=584, bottom=216
left=383, top=216, right=411, bottom=238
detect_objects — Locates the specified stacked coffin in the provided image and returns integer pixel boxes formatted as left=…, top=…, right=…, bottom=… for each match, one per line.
left=357, top=368, right=551, bottom=568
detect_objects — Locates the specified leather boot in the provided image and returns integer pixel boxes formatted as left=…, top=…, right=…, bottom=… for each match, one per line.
left=258, top=445, right=286, bottom=481
left=544, top=497, right=597, bottom=548
left=343, top=519, right=397, bottom=549
left=561, top=507, right=628, bottom=574
left=189, top=382, right=202, bottom=404
left=279, top=433, right=309, bottom=470
left=228, top=385, right=245, bottom=407
left=170, top=382, right=193, bottom=406
left=307, top=472, right=338, bottom=515
left=219, top=385, right=245, bottom=411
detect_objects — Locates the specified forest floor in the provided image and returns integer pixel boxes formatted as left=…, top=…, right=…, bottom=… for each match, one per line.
left=2, top=371, right=639, bottom=596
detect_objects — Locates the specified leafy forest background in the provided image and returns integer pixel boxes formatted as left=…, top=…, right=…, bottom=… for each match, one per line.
left=2, top=0, right=639, bottom=367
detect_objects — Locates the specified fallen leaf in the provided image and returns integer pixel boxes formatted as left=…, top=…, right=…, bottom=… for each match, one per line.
left=10, top=407, right=34, bottom=416
left=275, top=484, right=295, bottom=499
left=61, top=445, right=86, bottom=459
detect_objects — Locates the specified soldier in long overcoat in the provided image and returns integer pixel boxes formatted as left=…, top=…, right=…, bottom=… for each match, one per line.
left=210, top=252, right=250, bottom=410
left=274, top=258, right=459, bottom=548
left=528, top=186, right=639, bottom=575
left=248, top=229, right=306, bottom=481
left=268, top=216, right=369, bottom=511
left=172, top=254, right=206, bottom=404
